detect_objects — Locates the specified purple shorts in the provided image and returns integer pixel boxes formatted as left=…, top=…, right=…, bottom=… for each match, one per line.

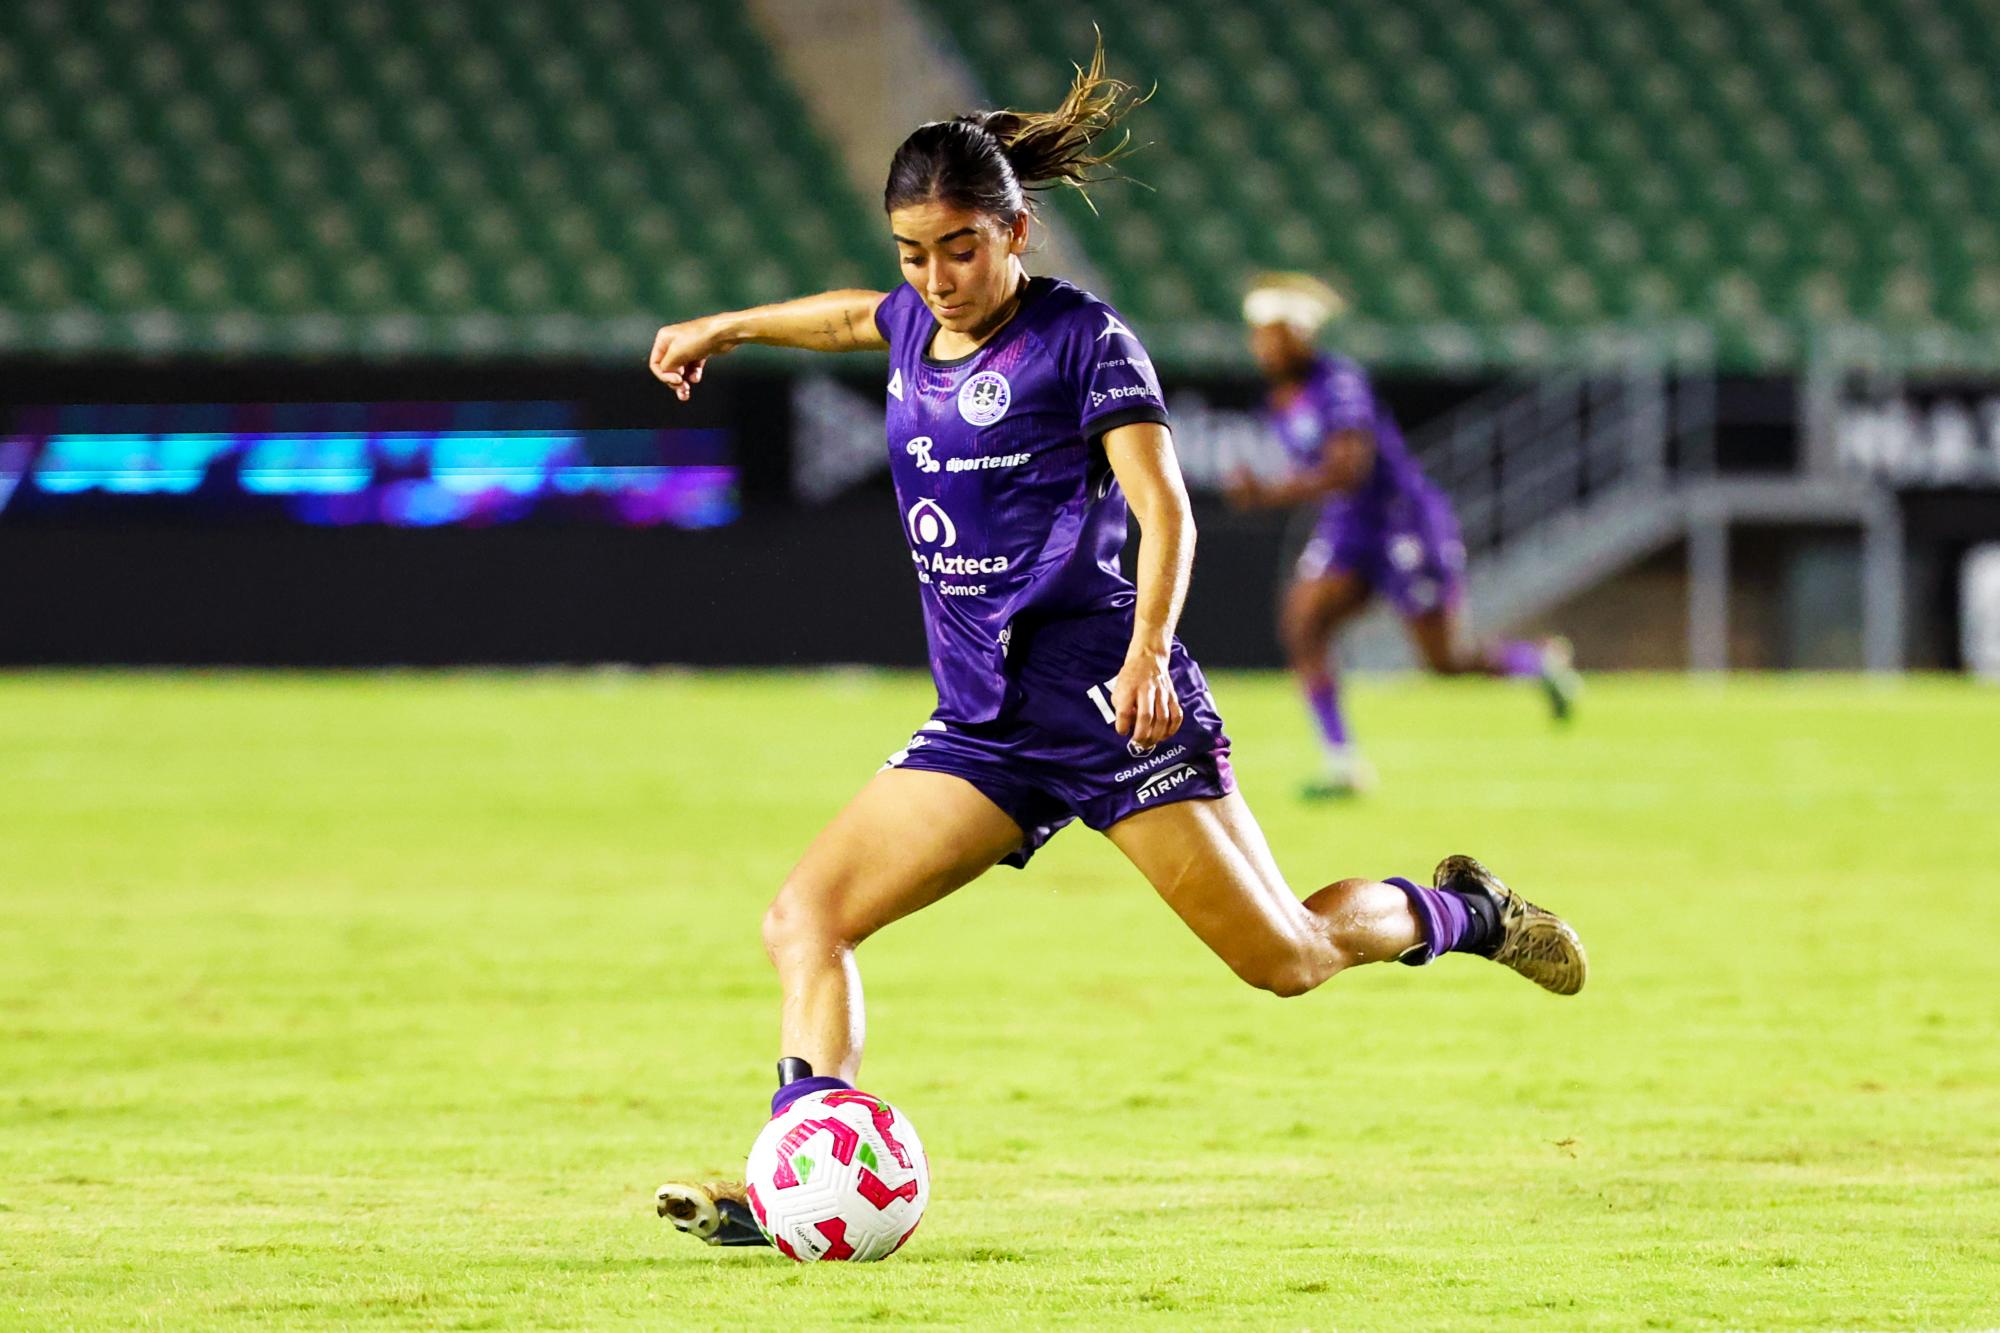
left=885, top=614, right=1234, bottom=868
left=1295, top=490, right=1466, bottom=618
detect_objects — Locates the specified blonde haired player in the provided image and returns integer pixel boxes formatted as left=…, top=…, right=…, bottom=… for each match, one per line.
left=1229, top=273, right=1579, bottom=797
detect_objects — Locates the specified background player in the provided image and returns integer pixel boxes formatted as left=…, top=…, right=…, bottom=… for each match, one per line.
left=644, top=51, right=1587, bottom=1249
left=1226, top=274, right=1581, bottom=797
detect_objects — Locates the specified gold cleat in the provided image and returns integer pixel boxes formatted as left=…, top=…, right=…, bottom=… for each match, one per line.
left=1434, top=854, right=1587, bottom=995
left=655, top=1179, right=767, bottom=1247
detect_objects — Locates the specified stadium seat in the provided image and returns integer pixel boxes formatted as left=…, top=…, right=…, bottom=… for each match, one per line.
left=924, top=0, right=2000, bottom=368
left=3, top=0, right=1995, bottom=369
left=0, top=0, right=884, bottom=356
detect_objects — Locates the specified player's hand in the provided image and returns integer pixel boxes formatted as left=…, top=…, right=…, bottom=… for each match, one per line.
left=1112, top=647, right=1183, bottom=751
left=648, top=317, right=730, bottom=401
left=1223, top=467, right=1265, bottom=510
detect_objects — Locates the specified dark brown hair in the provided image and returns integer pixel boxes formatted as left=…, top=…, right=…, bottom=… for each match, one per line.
left=883, top=38, right=1145, bottom=218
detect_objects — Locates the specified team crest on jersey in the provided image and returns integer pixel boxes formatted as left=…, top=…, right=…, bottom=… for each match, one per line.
left=957, top=371, right=1011, bottom=426
left=887, top=367, right=904, bottom=401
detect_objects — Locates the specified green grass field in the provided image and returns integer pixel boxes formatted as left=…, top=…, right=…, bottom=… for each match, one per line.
left=3, top=671, right=1998, bottom=1330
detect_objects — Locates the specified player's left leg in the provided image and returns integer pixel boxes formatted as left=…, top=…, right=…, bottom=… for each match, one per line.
left=1403, top=604, right=1581, bottom=720
left=1105, top=790, right=1586, bottom=996
left=760, top=767, right=1027, bottom=1084
left=1385, top=494, right=1580, bottom=717
left=659, top=766, right=1026, bottom=1248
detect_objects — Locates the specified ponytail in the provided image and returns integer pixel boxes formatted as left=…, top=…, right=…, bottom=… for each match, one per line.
left=884, top=34, right=1147, bottom=218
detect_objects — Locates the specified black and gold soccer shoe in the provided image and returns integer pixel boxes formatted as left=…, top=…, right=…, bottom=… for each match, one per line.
left=656, top=1180, right=770, bottom=1248
left=1435, top=854, right=1588, bottom=995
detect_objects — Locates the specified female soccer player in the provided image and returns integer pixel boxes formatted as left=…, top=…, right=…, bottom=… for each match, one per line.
left=1228, top=273, right=1581, bottom=797
left=650, top=51, right=1587, bottom=1249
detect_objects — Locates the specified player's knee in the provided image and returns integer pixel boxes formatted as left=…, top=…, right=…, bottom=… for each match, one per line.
left=1409, top=624, right=1471, bottom=674
left=759, top=893, right=798, bottom=964
left=1419, top=646, right=1462, bottom=675
left=1230, top=951, right=1321, bottom=998
left=761, top=878, right=848, bottom=964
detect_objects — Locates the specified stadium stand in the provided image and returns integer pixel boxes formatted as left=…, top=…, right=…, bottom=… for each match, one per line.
left=927, top=0, right=2000, bottom=368
left=0, top=0, right=883, bottom=356
left=2, top=0, right=1994, bottom=369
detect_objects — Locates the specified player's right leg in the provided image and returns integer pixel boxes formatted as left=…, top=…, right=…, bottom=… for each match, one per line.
left=1106, top=790, right=1587, bottom=996
left=1279, top=567, right=1375, bottom=797
left=658, top=767, right=1022, bottom=1247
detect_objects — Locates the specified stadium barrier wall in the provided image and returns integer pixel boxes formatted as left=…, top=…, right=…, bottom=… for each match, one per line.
left=0, top=357, right=1984, bottom=669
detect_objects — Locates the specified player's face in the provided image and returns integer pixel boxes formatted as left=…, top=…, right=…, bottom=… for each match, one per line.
left=1249, top=321, right=1313, bottom=381
left=888, top=200, right=1028, bottom=336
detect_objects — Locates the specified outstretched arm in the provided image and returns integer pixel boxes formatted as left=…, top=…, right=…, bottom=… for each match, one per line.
left=1104, top=420, right=1194, bottom=750
left=1226, top=428, right=1376, bottom=508
left=648, top=290, right=890, bottom=401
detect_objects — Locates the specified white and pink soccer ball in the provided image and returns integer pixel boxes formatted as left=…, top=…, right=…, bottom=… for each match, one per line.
left=743, top=1089, right=930, bottom=1262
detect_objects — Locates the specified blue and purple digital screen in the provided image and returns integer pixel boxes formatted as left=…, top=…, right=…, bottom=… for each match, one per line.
left=0, top=401, right=737, bottom=528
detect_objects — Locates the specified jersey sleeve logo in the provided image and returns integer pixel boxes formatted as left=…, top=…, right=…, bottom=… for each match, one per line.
left=1090, top=384, right=1157, bottom=408
left=957, top=371, right=1011, bottom=426
left=888, top=368, right=904, bottom=402
left=1097, top=314, right=1135, bottom=342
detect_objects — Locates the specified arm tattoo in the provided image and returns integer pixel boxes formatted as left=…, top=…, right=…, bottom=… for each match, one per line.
left=841, top=307, right=860, bottom=349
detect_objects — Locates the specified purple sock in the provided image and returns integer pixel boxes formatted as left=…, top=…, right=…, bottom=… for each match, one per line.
left=1304, top=676, right=1349, bottom=747
left=1387, top=875, right=1471, bottom=965
left=771, top=1074, right=851, bottom=1117
left=1495, top=640, right=1543, bottom=678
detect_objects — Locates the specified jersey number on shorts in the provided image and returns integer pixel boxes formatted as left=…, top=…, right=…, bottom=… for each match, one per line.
left=1084, top=678, right=1120, bottom=727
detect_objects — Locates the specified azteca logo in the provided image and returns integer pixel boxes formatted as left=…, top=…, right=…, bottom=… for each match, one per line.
left=906, top=497, right=957, bottom=548
left=957, top=371, right=1011, bottom=426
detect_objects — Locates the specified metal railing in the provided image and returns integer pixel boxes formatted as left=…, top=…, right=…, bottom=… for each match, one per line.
left=1403, top=332, right=1717, bottom=568
left=1309, top=328, right=1905, bottom=671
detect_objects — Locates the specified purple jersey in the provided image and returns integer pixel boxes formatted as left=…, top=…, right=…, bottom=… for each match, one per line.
left=1266, top=353, right=1434, bottom=511
left=874, top=277, right=1170, bottom=723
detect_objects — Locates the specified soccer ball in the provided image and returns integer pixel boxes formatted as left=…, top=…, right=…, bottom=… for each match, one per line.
left=743, top=1088, right=929, bottom=1262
